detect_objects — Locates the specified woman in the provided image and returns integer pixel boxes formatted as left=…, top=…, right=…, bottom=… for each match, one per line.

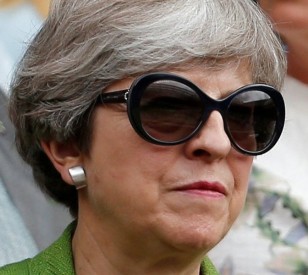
left=0, top=0, right=286, bottom=274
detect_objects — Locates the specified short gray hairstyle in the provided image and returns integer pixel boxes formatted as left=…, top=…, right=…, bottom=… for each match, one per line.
left=9, top=0, right=286, bottom=216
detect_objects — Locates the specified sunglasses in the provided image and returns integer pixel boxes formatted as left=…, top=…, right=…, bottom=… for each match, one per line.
left=98, top=73, right=285, bottom=156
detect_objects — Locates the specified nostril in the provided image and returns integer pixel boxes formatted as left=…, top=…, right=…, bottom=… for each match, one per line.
left=193, top=149, right=208, bottom=157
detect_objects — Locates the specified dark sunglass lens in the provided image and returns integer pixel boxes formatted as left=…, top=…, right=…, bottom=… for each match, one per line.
left=226, top=90, right=277, bottom=152
left=139, top=80, right=203, bottom=143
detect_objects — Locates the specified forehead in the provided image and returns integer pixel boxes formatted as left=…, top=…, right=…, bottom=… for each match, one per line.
left=106, top=62, right=252, bottom=99
left=171, top=64, right=252, bottom=99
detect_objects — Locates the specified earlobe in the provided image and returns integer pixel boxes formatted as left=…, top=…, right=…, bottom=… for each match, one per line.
left=40, top=140, right=83, bottom=186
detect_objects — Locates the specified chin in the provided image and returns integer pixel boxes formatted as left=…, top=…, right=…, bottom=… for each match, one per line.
left=165, top=223, right=227, bottom=253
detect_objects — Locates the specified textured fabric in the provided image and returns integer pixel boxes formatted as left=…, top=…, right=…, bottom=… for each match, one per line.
left=209, top=76, right=308, bottom=274
left=0, top=222, right=75, bottom=275
left=200, top=258, right=220, bottom=275
left=0, top=222, right=218, bottom=275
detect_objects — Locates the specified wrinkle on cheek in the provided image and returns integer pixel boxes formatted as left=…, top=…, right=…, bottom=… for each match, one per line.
left=228, top=153, right=252, bottom=212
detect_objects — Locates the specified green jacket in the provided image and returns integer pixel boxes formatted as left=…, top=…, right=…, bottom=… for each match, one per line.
left=0, top=222, right=219, bottom=275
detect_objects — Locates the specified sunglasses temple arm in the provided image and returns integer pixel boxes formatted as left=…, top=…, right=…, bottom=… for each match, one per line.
left=99, top=90, right=128, bottom=104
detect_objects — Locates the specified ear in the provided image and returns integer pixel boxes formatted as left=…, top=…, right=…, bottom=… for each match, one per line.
left=41, top=139, right=83, bottom=186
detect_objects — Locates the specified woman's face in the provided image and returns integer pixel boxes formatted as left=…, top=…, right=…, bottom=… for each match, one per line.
left=259, top=0, right=308, bottom=42
left=80, top=65, right=253, bottom=255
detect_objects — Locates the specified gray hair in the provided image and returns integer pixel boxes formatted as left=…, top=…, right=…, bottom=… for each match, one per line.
left=9, top=0, right=286, bottom=216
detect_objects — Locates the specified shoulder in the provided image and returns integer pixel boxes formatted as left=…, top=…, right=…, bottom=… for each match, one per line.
left=0, top=259, right=30, bottom=275
left=0, top=222, right=76, bottom=275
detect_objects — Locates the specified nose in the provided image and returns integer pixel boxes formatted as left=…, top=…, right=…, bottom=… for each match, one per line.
left=184, top=111, right=231, bottom=160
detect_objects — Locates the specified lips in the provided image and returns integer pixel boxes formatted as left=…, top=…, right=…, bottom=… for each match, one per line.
left=174, top=181, right=227, bottom=196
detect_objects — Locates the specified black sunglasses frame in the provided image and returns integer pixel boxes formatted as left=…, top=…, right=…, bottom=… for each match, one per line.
left=97, top=72, right=285, bottom=156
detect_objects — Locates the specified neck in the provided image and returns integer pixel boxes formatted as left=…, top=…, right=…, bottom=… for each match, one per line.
left=285, top=39, right=308, bottom=85
left=72, top=213, right=204, bottom=275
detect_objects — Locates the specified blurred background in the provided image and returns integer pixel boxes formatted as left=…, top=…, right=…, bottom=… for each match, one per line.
left=0, top=0, right=49, bottom=92
left=0, top=0, right=72, bottom=265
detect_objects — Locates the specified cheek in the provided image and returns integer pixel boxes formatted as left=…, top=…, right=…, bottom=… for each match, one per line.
left=227, top=153, right=253, bottom=218
left=84, top=142, right=180, bottom=238
left=85, top=110, right=175, bottom=213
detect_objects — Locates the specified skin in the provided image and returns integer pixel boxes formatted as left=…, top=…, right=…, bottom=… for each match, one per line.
left=43, top=64, right=253, bottom=275
left=259, top=0, right=308, bottom=83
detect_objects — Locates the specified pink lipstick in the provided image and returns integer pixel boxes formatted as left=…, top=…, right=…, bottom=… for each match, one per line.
left=174, top=181, right=227, bottom=197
